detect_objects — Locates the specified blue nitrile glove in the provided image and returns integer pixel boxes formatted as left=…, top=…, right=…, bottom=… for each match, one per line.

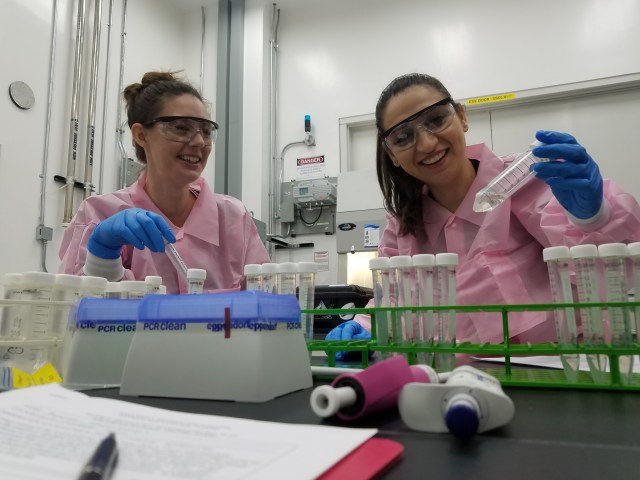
left=87, top=208, right=176, bottom=259
left=325, top=320, right=372, bottom=361
left=530, top=130, right=603, bottom=220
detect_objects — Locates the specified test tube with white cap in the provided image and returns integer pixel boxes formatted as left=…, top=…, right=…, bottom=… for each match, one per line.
left=473, top=140, right=548, bottom=213
left=390, top=256, right=414, bottom=344
left=244, top=264, right=263, bottom=291
left=542, top=246, right=579, bottom=382
left=370, top=257, right=394, bottom=357
left=261, top=263, right=278, bottom=294
left=277, top=263, right=297, bottom=295
left=626, top=242, right=640, bottom=343
left=21, top=271, right=56, bottom=367
left=144, top=276, right=163, bottom=295
left=435, top=253, right=458, bottom=371
left=570, top=244, right=607, bottom=383
left=187, top=269, right=206, bottom=294
left=413, top=254, right=436, bottom=366
left=297, top=262, right=318, bottom=341
left=598, top=243, right=634, bottom=383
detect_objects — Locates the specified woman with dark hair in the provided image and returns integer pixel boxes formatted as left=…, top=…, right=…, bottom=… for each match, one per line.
left=59, top=71, right=270, bottom=293
left=327, top=73, right=640, bottom=359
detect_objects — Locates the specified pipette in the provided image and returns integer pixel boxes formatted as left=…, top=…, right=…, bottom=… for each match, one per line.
left=164, top=240, right=189, bottom=281
left=473, top=140, right=547, bottom=213
left=309, top=355, right=438, bottom=421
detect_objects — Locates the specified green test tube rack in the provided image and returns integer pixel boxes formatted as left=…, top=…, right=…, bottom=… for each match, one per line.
left=305, top=301, right=640, bottom=391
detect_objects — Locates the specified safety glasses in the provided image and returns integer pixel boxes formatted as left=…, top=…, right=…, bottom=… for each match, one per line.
left=382, top=97, right=455, bottom=153
left=144, top=116, right=219, bottom=146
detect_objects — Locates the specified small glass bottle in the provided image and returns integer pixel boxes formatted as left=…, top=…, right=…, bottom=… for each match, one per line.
left=80, top=276, right=107, bottom=298
left=413, top=254, right=436, bottom=366
left=144, top=275, right=164, bottom=295
left=119, top=280, right=147, bottom=299
left=187, top=269, right=207, bottom=294
left=261, top=263, right=278, bottom=294
left=244, top=264, right=263, bottom=291
left=473, top=140, right=547, bottom=213
left=104, top=282, right=123, bottom=299
left=435, top=253, right=458, bottom=371
left=277, top=262, right=298, bottom=295
left=297, top=262, right=318, bottom=341
left=543, top=246, right=579, bottom=382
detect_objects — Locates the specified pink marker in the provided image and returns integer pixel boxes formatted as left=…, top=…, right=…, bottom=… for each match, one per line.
left=310, top=355, right=439, bottom=421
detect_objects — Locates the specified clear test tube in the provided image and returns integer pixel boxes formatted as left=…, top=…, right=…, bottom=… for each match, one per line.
left=52, top=274, right=82, bottom=339
left=261, top=263, right=278, bottom=294
left=542, top=246, right=580, bottom=382
left=598, top=243, right=634, bottom=383
left=473, top=140, right=547, bottom=212
left=570, top=244, right=607, bottom=383
left=370, top=257, right=394, bottom=358
left=390, top=256, right=414, bottom=344
left=119, top=280, right=147, bottom=299
left=277, top=263, right=298, bottom=295
left=164, top=240, right=189, bottom=282
left=627, top=242, right=640, bottom=343
left=435, top=253, right=458, bottom=371
left=187, top=269, right=207, bottom=294
left=413, top=254, right=436, bottom=366
left=244, top=264, right=263, bottom=291
left=1, top=273, right=24, bottom=339
left=145, top=275, right=163, bottom=295
left=298, top=262, right=318, bottom=341
left=80, top=276, right=107, bottom=298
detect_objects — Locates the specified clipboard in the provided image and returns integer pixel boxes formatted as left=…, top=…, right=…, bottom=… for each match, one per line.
left=317, top=437, right=404, bottom=480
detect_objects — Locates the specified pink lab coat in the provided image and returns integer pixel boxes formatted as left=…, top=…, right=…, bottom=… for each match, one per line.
left=58, top=172, right=271, bottom=294
left=355, top=143, right=640, bottom=344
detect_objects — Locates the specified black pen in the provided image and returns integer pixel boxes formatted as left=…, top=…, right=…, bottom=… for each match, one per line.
left=78, top=433, right=119, bottom=480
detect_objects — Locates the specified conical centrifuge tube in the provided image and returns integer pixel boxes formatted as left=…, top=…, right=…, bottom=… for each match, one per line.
left=473, top=140, right=547, bottom=213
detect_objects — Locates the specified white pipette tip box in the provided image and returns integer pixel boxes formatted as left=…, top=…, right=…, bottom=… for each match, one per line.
left=119, top=290, right=313, bottom=402
left=58, top=298, right=140, bottom=389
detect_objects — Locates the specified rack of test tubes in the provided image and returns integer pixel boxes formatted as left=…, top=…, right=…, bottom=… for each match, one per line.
left=307, top=244, right=640, bottom=391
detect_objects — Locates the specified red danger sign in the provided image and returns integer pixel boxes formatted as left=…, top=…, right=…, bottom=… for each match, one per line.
left=297, top=155, right=324, bottom=166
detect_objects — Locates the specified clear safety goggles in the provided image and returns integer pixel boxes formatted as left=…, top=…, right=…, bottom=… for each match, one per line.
left=382, top=97, right=455, bottom=153
left=145, top=116, right=219, bottom=146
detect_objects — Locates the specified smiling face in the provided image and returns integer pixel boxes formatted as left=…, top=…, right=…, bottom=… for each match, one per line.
left=131, top=94, right=212, bottom=189
left=380, top=85, right=469, bottom=192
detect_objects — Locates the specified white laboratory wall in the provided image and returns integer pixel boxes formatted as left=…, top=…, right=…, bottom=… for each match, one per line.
left=243, top=0, right=640, bottom=283
left=0, top=0, right=218, bottom=281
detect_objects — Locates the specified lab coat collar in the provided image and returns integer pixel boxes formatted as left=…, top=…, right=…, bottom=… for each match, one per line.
left=422, top=143, right=504, bottom=233
left=129, top=171, right=220, bottom=246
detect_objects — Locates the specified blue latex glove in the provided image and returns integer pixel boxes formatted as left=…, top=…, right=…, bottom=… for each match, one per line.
left=325, top=320, right=371, bottom=361
left=530, top=130, right=603, bottom=220
left=87, top=208, right=176, bottom=259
